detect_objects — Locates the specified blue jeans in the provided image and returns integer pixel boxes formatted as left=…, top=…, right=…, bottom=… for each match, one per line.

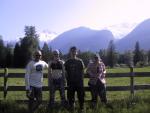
left=49, top=77, right=66, bottom=106
left=67, top=84, right=84, bottom=109
left=89, top=79, right=107, bottom=104
left=28, top=86, right=42, bottom=112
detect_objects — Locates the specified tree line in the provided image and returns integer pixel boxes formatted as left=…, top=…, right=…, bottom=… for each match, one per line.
left=0, top=26, right=150, bottom=68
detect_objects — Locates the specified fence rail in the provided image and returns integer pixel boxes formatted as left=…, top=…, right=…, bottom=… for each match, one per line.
left=0, top=67, right=150, bottom=99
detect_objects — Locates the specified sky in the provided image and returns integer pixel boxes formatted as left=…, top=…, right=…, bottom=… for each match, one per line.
left=0, top=0, right=150, bottom=41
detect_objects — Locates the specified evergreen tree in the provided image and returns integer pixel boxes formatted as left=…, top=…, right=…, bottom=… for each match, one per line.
left=124, top=50, right=134, bottom=67
left=0, top=36, right=6, bottom=67
left=140, top=50, right=148, bottom=66
left=78, top=51, right=94, bottom=67
left=99, top=49, right=107, bottom=65
left=148, top=50, right=150, bottom=64
left=5, top=43, right=14, bottom=67
left=41, top=42, right=50, bottom=63
left=118, top=53, right=125, bottom=64
left=107, top=40, right=117, bottom=67
left=133, top=41, right=141, bottom=66
left=19, top=26, right=39, bottom=67
left=13, top=42, right=21, bottom=67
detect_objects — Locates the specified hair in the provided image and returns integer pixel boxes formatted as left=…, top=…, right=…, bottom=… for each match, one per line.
left=70, top=46, right=77, bottom=51
left=94, top=53, right=101, bottom=61
left=34, top=50, right=42, bottom=56
left=53, top=49, right=60, bottom=54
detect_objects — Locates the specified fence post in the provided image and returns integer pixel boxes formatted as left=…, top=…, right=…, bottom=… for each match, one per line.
left=130, top=66, right=134, bottom=97
left=4, top=68, right=8, bottom=99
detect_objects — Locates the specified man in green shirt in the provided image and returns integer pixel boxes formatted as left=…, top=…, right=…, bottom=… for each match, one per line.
left=65, top=46, right=85, bottom=111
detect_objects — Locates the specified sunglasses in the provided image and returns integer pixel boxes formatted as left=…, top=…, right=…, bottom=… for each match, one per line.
left=36, top=55, right=41, bottom=57
left=54, top=53, right=59, bottom=55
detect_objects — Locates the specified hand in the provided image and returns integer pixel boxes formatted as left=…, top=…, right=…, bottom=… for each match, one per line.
left=63, top=79, right=67, bottom=86
left=26, top=90, right=32, bottom=99
left=101, top=73, right=105, bottom=78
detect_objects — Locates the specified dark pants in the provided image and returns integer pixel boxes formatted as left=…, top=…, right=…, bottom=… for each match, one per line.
left=67, top=84, right=84, bottom=109
left=49, top=77, right=66, bottom=106
left=89, top=79, right=107, bottom=105
left=28, top=86, right=42, bottom=113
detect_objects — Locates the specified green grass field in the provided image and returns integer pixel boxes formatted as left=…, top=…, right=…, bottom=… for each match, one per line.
left=0, top=67, right=150, bottom=113
left=0, top=67, right=150, bottom=100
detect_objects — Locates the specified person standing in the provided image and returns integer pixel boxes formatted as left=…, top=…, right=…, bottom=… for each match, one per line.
left=86, top=54, right=107, bottom=107
left=48, top=49, right=66, bottom=107
left=25, top=50, right=48, bottom=113
left=65, top=46, right=85, bottom=110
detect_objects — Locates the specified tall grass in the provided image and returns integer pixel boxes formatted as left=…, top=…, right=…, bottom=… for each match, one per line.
left=0, top=95, right=150, bottom=113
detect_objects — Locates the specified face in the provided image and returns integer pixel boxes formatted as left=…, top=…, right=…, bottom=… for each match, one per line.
left=93, top=56, right=99, bottom=63
left=34, top=51, right=42, bottom=61
left=70, top=49, right=77, bottom=57
left=53, top=51, right=59, bottom=60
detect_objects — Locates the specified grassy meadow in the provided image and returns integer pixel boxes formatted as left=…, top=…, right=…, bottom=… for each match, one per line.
left=0, top=67, right=150, bottom=113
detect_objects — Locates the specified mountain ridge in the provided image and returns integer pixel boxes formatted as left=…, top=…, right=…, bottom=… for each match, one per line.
left=49, top=19, right=150, bottom=53
left=49, top=27, right=115, bottom=53
left=116, top=19, right=150, bottom=52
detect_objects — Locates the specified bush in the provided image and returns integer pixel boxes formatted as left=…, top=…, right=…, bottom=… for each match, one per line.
left=136, top=61, right=145, bottom=67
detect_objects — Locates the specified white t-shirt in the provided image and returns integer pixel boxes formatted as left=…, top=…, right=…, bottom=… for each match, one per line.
left=25, top=60, right=48, bottom=90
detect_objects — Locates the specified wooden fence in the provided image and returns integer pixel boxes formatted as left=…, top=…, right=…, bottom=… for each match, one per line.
left=0, top=67, right=150, bottom=99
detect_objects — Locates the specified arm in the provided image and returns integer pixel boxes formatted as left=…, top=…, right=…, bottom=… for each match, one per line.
left=64, top=61, right=69, bottom=82
left=101, top=62, right=106, bottom=78
left=48, top=61, right=52, bottom=86
left=86, top=63, right=94, bottom=78
left=25, top=61, right=31, bottom=90
left=81, top=59, right=85, bottom=78
left=44, top=61, right=48, bottom=69
left=25, top=61, right=32, bottom=98
left=86, top=63, right=91, bottom=77
left=61, top=60, right=66, bottom=85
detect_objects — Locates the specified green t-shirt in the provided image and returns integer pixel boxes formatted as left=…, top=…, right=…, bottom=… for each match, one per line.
left=65, top=58, right=85, bottom=86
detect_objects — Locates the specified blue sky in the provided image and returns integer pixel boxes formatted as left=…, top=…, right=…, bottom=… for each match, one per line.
left=0, top=0, right=150, bottom=41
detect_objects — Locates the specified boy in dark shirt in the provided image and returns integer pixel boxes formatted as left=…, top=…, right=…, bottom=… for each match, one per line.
left=65, top=46, right=85, bottom=110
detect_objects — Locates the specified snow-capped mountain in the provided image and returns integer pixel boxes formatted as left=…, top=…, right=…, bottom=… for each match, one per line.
left=49, top=27, right=115, bottom=53
left=105, top=23, right=137, bottom=39
left=116, top=19, right=150, bottom=52
left=48, top=19, right=150, bottom=53
left=38, top=30, right=57, bottom=42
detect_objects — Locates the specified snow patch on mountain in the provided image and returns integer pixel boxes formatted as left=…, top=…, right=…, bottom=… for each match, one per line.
left=39, top=30, right=57, bottom=42
left=104, top=23, right=137, bottom=39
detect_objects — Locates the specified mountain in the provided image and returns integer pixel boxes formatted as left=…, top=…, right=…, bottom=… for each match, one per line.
left=116, top=19, right=150, bottom=52
left=49, top=27, right=115, bottom=53
left=105, top=23, right=137, bottom=39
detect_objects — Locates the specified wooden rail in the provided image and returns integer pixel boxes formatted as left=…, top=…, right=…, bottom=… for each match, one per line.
left=0, top=67, right=150, bottom=99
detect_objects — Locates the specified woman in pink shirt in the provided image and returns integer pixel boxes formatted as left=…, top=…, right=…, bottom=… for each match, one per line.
left=87, top=54, right=107, bottom=107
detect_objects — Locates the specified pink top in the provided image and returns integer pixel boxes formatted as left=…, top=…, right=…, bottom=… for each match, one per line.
left=87, top=61, right=106, bottom=84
